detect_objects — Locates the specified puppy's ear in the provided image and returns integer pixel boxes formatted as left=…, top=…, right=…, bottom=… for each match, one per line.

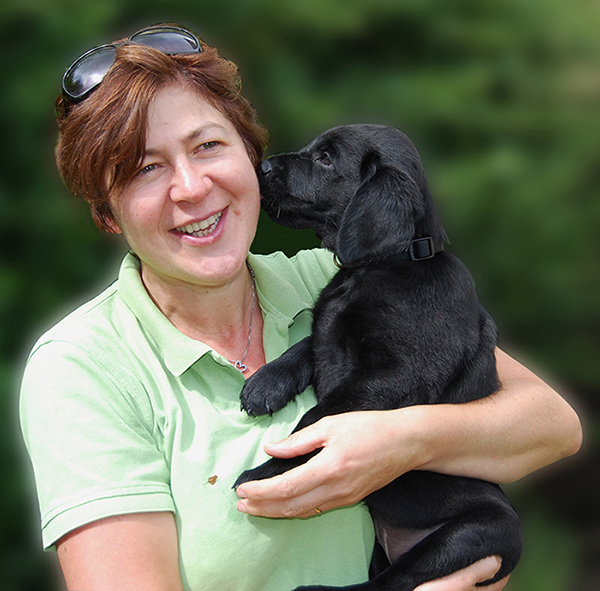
left=336, top=161, right=421, bottom=265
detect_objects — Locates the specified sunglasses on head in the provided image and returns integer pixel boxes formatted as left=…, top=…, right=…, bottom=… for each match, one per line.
left=61, top=24, right=202, bottom=102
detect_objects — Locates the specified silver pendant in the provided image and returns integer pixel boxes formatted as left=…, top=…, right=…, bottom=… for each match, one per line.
left=234, top=360, right=248, bottom=373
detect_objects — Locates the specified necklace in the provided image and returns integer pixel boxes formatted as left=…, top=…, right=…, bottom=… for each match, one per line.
left=227, top=265, right=256, bottom=373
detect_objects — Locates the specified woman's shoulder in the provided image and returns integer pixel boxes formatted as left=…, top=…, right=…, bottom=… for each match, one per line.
left=22, top=254, right=153, bottom=389
left=25, top=253, right=150, bottom=368
left=249, top=248, right=337, bottom=293
left=26, top=281, right=123, bottom=361
left=20, top=275, right=157, bottom=433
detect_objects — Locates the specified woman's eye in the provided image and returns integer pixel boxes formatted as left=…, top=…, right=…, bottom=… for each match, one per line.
left=138, top=163, right=158, bottom=176
left=199, top=141, right=219, bottom=150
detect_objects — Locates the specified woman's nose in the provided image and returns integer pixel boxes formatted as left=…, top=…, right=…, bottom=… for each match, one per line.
left=170, top=159, right=212, bottom=202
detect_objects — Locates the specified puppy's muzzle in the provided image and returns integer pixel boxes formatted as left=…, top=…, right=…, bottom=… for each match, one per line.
left=260, top=159, right=273, bottom=175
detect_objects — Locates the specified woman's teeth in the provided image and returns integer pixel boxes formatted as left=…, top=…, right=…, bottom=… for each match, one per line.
left=177, top=212, right=222, bottom=237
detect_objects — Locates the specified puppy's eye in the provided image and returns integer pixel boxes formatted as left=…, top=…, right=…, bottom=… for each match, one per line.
left=317, top=152, right=332, bottom=166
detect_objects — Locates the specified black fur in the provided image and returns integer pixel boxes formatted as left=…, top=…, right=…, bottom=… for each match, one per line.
left=235, top=124, right=521, bottom=590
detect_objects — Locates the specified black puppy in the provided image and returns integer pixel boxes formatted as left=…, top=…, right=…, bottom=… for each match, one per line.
left=235, top=124, right=521, bottom=590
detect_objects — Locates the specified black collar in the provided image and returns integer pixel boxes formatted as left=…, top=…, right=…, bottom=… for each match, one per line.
left=399, top=236, right=445, bottom=261
left=333, top=236, right=445, bottom=269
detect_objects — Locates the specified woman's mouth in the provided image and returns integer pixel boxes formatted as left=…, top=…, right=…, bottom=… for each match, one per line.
left=175, top=211, right=223, bottom=237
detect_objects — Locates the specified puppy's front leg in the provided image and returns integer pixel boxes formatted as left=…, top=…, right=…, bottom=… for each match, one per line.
left=240, top=337, right=314, bottom=416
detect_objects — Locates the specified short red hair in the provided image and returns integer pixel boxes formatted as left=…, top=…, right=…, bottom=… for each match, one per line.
left=55, top=39, right=269, bottom=231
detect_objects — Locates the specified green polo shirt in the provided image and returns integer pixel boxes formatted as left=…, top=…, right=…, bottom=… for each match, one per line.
left=20, top=249, right=375, bottom=591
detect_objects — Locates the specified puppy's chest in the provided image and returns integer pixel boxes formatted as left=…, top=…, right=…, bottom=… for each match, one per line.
left=311, top=271, right=398, bottom=358
left=308, top=271, right=412, bottom=402
left=309, top=267, right=455, bottom=385
left=312, top=274, right=368, bottom=334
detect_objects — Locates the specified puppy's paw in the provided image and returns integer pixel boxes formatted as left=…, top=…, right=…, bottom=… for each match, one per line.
left=240, top=365, right=299, bottom=416
left=233, top=452, right=320, bottom=490
left=233, top=458, right=294, bottom=489
left=239, top=379, right=288, bottom=416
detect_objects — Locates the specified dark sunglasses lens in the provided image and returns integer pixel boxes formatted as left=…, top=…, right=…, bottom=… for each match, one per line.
left=64, top=46, right=117, bottom=100
left=129, top=28, right=200, bottom=54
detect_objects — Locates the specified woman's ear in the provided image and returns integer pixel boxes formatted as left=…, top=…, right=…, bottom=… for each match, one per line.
left=92, top=204, right=122, bottom=234
left=104, top=218, right=123, bottom=234
left=335, top=165, right=419, bottom=266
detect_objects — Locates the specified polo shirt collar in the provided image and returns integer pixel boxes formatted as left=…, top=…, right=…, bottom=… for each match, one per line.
left=116, top=252, right=313, bottom=377
left=246, top=252, right=312, bottom=323
left=116, top=253, right=211, bottom=376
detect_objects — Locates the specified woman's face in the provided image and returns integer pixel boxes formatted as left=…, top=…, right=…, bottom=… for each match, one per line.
left=109, top=84, right=261, bottom=291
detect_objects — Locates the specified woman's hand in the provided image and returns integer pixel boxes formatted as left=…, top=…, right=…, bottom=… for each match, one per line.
left=236, top=409, right=416, bottom=517
left=415, top=557, right=508, bottom=591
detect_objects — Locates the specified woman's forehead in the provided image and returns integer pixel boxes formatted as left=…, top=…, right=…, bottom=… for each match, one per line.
left=145, top=84, right=237, bottom=143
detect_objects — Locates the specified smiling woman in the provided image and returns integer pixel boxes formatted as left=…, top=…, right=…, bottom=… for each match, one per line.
left=19, top=22, right=581, bottom=591
left=107, top=85, right=262, bottom=301
left=23, top=25, right=378, bottom=590
left=55, top=34, right=267, bottom=234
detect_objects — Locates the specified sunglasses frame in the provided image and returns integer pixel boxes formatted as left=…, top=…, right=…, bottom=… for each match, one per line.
left=61, top=24, right=202, bottom=102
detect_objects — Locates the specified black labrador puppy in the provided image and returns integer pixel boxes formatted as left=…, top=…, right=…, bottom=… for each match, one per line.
left=235, top=124, right=521, bottom=590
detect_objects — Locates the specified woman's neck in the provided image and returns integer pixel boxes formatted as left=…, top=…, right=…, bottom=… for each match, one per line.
left=140, top=263, right=266, bottom=375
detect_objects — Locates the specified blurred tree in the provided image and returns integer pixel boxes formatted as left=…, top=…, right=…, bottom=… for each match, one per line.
left=1, top=0, right=598, bottom=589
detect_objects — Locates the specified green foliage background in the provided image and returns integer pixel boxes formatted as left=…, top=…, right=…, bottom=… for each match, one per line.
left=1, top=0, right=599, bottom=589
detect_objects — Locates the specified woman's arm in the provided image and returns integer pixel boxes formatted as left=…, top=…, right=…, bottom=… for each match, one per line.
left=235, top=348, right=581, bottom=591
left=417, top=348, right=582, bottom=482
left=235, top=348, right=582, bottom=518
left=56, top=512, right=183, bottom=591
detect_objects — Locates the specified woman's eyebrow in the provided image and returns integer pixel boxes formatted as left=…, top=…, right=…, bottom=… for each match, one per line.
left=143, top=123, right=230, bottom=158
left=184, top=122, right=229, bottom=143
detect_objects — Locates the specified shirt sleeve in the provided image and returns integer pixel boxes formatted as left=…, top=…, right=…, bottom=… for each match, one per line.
left=291, top=248, right=339, bottom=293
left=20, top=338, right=175, bottom=550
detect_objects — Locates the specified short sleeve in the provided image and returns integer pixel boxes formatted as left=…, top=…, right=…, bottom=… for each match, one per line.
left=290, top=248, right=339, bottom=293
left=20, top=339, right=174, bottom=549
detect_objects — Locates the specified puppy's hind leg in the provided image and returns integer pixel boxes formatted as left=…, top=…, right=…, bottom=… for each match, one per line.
left=372, top=503, right=521, bottom=591
left=292, top=503, right=521, bottom=591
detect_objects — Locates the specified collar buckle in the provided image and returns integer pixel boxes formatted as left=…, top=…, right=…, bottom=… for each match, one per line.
left=409, top=237, right=437, bottom=261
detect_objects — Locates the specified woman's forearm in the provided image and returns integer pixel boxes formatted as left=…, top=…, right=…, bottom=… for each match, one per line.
left=411, top=348, right=582, bottom=484
left=236, top=349, right=582, bottom=517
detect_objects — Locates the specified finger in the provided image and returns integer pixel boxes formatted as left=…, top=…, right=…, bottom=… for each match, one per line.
left=469, top=555, right=502, bottom=582
left=486, top=575, right=510, bottom=591
left=236, top=464, right=362, bottom=519
left=237, top=482, right=332, bottom=518
left=264, top=421, right=328, bottom=459
left=236, top=449, right=334, bottom=502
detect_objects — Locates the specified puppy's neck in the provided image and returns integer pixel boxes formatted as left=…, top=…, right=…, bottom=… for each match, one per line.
left=334, top=236, right=445, bottom=269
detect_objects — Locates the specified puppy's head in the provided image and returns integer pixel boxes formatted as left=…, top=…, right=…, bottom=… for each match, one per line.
left=258, top=124, right=449, bottom=266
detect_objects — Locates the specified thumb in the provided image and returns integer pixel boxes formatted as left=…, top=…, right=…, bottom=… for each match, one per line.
left=415, top=556, right=503, bottom=591
left=264, top=422, right=327, bottom=458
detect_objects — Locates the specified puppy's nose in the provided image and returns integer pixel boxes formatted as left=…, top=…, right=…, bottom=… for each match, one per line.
left=260, top=159, right=273, bottom=175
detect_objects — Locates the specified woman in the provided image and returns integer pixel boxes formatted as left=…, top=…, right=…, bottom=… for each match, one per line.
left=20, top=23, right=581, bottom=591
